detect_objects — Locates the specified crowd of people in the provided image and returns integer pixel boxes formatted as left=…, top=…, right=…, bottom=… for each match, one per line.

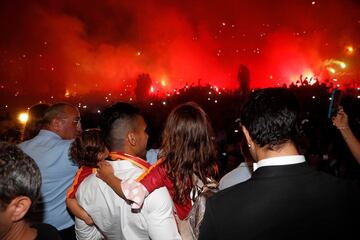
left=1, top=84, right=360, bottom=239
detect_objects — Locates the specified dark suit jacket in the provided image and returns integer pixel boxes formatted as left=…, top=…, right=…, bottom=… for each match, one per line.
left=199, top=162, right=360, bottom=240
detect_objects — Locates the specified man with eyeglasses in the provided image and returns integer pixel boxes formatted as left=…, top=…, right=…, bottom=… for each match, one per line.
left=19, top=103, right=81, bottom=240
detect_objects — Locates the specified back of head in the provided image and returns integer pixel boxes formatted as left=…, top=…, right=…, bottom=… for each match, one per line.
left=0, top=141, right=41, bottom=211
left=43, top=103, right=75, bottom=126
left=240, top=88, right=299, bottom=150
left=42, top=103, right=81, bottom=140
left=70, top=128, right=107, bottom=167
left=99, top=102, right=141, bottom=151
left=160, top=102, right=217, bottom=204
left=22, top=103, right=50, bottom=141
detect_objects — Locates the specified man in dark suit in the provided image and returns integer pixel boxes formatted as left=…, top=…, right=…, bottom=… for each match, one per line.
left=199, top=88, right=360, bottom=240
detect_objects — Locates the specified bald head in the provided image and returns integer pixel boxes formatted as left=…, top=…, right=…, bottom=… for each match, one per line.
left=43, top=103, right=81, bottom=140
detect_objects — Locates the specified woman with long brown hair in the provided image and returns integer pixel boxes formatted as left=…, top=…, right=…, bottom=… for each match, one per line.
left=97, top=101, right=218, bottom=221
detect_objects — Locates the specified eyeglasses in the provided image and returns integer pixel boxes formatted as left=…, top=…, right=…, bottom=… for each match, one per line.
left=72, top=117, right=81, bottom=126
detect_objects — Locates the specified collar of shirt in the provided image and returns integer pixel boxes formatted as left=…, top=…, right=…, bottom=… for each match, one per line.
left=38, top=129, right=62, bottom=139
left=109, top=152, right=151, bottom=171
left=253, top=155, right=305, bottom=171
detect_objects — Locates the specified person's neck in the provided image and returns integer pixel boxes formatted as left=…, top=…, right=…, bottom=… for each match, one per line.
left=1, top=221, right=36, bottom=240
left=257, top=142, right=299, bottom=161
left=42, top=126, right=61, bottom=137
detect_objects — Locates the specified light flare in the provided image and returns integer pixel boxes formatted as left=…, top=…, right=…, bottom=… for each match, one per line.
left=18, top=112, right=28, bottom=124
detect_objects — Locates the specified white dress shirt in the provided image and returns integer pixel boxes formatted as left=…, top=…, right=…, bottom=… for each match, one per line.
left=253, top=155, right=306, bottom=171
left=75, top=160, right=181, bottom=240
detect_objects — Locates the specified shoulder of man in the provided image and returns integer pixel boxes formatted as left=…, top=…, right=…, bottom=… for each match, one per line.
left=142, top=186, right=174, bottom=213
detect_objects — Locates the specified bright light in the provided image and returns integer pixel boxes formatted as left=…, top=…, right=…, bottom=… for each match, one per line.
left=65, top=90, right=70, bottom=98
left=289, top=69, right=315, bottom=85
left=324, top=59, right=347, bottom=71
left=345, top=46, right=354, bottom=54
left=137, top=51, right=141, bottom=56
left=339, top=62, right=346, bottom=69
left=150, top=86, right=154, bottom=93
left=160, top=75, right=168, bottom=87
left=18, top=112, right=28, bottom=124
left=327, top=67, right=336, bottom=74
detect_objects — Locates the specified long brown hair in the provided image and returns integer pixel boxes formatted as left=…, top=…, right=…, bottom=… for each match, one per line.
left=159, top=102, right=217, bottom=204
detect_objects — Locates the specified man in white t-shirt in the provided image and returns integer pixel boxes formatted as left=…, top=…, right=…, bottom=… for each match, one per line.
left=75, top=102, right=180, bottom=240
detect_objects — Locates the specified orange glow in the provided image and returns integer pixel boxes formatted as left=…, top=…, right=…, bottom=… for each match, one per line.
left=65, top=90, right=71, bottom=98
left=345, top=46, right=354, bottom=54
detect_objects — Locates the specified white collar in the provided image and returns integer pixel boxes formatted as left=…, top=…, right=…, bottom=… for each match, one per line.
left=253, top=155, right=305, bottom=171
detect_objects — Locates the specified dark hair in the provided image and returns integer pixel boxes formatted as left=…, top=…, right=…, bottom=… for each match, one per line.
left=240, top=88, right=299, bottom=150
left=159, top=102, right=217, bottom=204
left=0, top=142, right=41, bottom=210
left=22, top=103, right=50, bottom=141
left=99, top=102, right=141, bottom=150
left=70, top=129, right=107, bottom=167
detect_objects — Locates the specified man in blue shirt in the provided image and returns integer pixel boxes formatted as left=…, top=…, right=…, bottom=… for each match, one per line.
left=19, top=102, right=81, bottom=240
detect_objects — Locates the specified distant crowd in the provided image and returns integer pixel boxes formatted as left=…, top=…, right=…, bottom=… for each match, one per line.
left=1, top=84, right=360, bottom=240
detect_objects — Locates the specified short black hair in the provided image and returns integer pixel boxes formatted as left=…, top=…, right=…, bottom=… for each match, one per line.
left=240, top=88, right=299, bottom=150
left=99, top=102, right=141, bottom=150
left=0, top=142, right=41, bottom=210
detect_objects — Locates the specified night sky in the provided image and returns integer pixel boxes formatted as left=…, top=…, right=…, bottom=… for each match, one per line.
left=0, top=0, right=359, bottom=100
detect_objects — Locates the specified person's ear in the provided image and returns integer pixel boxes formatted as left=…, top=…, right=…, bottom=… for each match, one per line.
left=8, top=196, right=32, bottom=222
left=241, top=126, right=253, bottom=148
left=127, top=132, right=137, bottom=146
left=51, top=118, right=62, bottom=131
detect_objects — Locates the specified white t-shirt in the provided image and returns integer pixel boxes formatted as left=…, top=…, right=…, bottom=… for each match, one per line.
left=75, top=160, right=181, bottom=240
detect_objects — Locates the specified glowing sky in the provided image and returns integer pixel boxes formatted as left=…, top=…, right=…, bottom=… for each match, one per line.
left=0, top=0, right=359, bottom=98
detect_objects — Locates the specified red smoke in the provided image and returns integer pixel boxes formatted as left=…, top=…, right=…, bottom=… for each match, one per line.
left=0, top=0, right=359, bottom=99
